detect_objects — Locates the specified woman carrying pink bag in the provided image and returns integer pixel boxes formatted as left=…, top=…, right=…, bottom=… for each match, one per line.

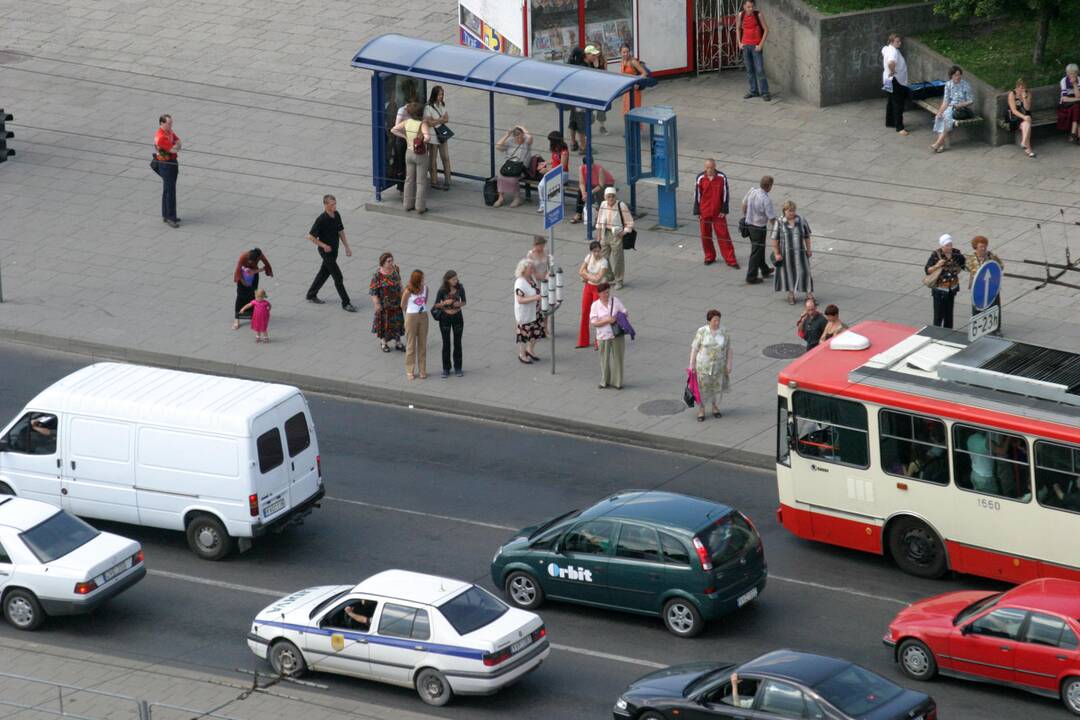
left=688, top=309, right=733, bottom=421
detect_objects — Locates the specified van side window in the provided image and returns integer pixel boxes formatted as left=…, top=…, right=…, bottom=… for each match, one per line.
left=879, top=410, right=949, bottom=485
left=792, top=392, right=868, bottom=468
left=2, top=413, right=58, bottom=456
left=659, top=532, right=690, bottom=566
left=1034, top=440, right=1080, bottom=514
left=284, top=412, right=311, bottom=458
left=256, top=429, right=284, bottom=473
left=952, top=426, right=1030, bottom=502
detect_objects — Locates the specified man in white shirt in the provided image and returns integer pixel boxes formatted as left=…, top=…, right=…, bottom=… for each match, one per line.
left=882, top=33, right=910, bottom=136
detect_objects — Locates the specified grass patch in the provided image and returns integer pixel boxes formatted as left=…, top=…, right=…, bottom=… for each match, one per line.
left=802, top=0, right=922, bottom=15
left=918, top=19, right=1072, bottom=90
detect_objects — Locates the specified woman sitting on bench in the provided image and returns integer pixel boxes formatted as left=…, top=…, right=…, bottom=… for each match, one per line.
left=1059, top=63, right=1080, bottom=144
left=931, top=65, right=975, bottom=154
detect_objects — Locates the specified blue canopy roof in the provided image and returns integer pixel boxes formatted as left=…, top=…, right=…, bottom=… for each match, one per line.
left=351, top=34, right=641, bottom=112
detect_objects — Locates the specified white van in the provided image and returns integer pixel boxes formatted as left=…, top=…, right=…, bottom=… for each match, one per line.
left=0, top=363, right=324, bottom=560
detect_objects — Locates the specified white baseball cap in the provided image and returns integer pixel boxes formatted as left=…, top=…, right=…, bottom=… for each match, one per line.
left=938, top=233, right=953, bottom=247
left=604, top=187, right=617, bottom=196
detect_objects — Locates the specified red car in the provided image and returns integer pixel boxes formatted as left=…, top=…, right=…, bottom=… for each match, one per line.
left=884, top=578, right=1080, bottom=715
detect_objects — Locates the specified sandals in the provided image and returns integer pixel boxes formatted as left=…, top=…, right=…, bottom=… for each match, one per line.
left=570, top=215, right=583, bottom=224
left=526, top=351, right=541, bottom=361
left=518, top=355, right=533, bottom=365
left=232, top=320, right=240, bottom=330
left=712, top=410, right=723, bottom=418
left=1026, top=149, right=1037, bottom=158
left=381, top=343, right=391, bottom=353
left=395, top=342, right=406, bottom=352
left=406, top=373, right=415, bottom=380
left=697, top=415, right=705, bottom=422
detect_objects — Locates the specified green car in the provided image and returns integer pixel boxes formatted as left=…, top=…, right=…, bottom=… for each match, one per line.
left=489, top=491, right=767, bottom=637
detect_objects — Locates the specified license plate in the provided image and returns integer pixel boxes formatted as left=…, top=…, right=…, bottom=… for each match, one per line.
left=263, top=497, right=286, bottom=517
left=510, top=636, right=533, bottom=654
left=103, top=559, right=130, bottom=582
left=736, top=587, right=758, bottom=607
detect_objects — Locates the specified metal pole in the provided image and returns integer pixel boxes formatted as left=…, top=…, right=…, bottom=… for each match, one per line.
left=550, top=222, right=556, bottom=375
left=585, top=110, right=593, bottom=240
left=489, top=93, right=496, bottom=179
left=0, top=261, right=4, bottom=303
left=372, top=73, right=382, bottom=202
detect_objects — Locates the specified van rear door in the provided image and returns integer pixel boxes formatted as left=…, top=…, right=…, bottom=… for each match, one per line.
left=251, top=411, right=290, bottom=524
left=278, top=394, right=321, bottom=508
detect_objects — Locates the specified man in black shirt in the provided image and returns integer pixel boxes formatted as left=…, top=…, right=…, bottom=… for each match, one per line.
left=306, top=194, right=357, bottom=311
left=797, top=297, right=827, bottom=350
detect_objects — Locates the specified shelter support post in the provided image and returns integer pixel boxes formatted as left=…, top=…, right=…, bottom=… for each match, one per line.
left=489, top=93, right=496, bottom=180
left=585, top=110, right=593, bottom=240
left=371, top=72, right=385, bottom=202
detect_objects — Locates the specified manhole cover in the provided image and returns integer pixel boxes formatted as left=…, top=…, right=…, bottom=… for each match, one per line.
left=638, top=399, right=687, bottom=416
left=762, top=343, right=805, bottom=359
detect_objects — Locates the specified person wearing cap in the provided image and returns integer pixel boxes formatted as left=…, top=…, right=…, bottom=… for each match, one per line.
left=595, top=187, right=634, bottom=289
left=584, top=45, right=608, bottom=134
left=924, top=234, right=966, bottom=328
left=966, top=235, right=1004, bottom=335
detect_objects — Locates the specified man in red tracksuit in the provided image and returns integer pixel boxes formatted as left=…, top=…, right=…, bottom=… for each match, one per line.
left=693, top=159, right=739, bottom=268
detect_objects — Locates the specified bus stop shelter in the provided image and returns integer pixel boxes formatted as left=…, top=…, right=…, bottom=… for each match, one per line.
left=351, top=34, right=645, bottom=237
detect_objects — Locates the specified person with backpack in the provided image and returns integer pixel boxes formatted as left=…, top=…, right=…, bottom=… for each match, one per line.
left=390, top=103, right=432, bottom=213
left=736, top=0, right=771, bottom=102
left=620, top=45, right=647, bottom=115
left=594, top=187, right=634, bottom=290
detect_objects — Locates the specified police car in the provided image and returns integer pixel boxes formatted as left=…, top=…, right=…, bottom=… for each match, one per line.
left=246, top=569, right=549, bottom=706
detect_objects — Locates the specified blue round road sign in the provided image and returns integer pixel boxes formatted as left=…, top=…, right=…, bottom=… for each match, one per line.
left=971, top=260, right=1002, bottom=312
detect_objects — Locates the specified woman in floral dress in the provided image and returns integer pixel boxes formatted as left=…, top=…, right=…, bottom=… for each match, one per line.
left=369, top=252, right=405, bottom=352
left=689, top=309, right=733, bottom=421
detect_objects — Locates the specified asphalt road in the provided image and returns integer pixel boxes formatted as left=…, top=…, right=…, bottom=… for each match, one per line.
left=0, top=344, right=1063, bottom=720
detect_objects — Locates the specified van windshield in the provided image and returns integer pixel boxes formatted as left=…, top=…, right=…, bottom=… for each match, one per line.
left=20, top=510, right=100, bottom=563
left=697, top=512, right=759, bottom=566
left=438, top=585, right=508, bottom=636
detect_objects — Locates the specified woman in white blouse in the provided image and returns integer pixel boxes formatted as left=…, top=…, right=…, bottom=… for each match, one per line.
left=514, top=259, right=545, bottom=365
left=590, top=283, right=627, bottom=389
left=400, top=269, right=430, bottom=380
left=689, top=309, right=732, bottom=421
left=424, top=85, right=451, bottom=189
left=577, top=241, right=610, bottom=348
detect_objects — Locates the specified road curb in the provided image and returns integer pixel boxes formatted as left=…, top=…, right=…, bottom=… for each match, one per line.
left=0, top=327, right=775, bottom=470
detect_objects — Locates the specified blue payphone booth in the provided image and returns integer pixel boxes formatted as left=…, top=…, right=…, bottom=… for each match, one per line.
left=624, top=106, right=678, bottom=229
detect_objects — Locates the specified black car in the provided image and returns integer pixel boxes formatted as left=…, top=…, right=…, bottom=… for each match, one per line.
left=613, top=650, right=936, bottom=720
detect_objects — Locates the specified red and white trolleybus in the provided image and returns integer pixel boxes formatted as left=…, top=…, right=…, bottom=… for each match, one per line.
left=776, top=321, right=1080, bottom=584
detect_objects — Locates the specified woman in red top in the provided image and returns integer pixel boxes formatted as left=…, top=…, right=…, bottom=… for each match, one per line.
left=232, top=248, right=273, bottom=330
left=736, top=0, right=770, bottom=101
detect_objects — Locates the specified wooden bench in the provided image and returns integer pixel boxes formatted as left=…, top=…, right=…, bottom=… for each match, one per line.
left=996, top=107, right=1057, bottom=131
left=914, top=96, right=984, bottom=127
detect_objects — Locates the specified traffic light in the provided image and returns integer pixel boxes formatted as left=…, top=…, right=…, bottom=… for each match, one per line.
left=0, top=109, right=13, bottom=163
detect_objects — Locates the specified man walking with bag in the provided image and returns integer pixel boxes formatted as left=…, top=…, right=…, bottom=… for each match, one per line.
left=154, top=114, right=181, bottom=228
left=741, top=175, right=776, bottom=284
left=694, top=159, right=739, bottom=268
left=305, top=194, right=358, bottom=312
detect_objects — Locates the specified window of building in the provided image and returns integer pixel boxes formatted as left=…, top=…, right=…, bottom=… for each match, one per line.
left=879, top=410, right=949, bottom=485
left=256, top=428, right=284, bottom=474
left=615, top=524, right=662, bottom=562
left=952, top=426, right=1030, bottom=501
left=793, top=392, right=869, bottom=468
left=1034, top=440, right=1080, bottom=514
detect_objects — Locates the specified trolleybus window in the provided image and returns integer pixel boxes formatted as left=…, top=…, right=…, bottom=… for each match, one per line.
left=879, top=410, right=949, bottom=485
left=792, top=392, right=868, bottom=468
left=952, top=425, right=1030, bottom=502
left=1034, top=440, right=1080, bottom=513
left=777, top=397, right=791, bottom=467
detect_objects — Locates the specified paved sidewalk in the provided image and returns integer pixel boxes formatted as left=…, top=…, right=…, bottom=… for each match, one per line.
left=1, top=0, right=1079, bottom=466
left=0, top=637, right=441, bottom=720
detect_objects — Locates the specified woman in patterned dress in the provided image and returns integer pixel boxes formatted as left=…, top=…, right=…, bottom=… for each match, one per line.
left=369, top=252, right=405, bottom=352
left=771, top=200, right=813, bottom=305
left=514, top=259, right=545, bottom=365
left=689, top=309, right=733, bottom=421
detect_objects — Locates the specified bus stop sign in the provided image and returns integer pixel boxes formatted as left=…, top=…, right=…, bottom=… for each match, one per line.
left=540, top=166, right=564, bottom=230
left=971, top=260, right=1002, bottom=312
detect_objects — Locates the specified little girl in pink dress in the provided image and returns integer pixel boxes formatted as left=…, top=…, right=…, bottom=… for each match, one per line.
left=239, top=288, right=271, bottom=343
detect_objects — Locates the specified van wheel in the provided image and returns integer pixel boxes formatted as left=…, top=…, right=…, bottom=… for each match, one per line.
left=888, top=517, right=947, bottom=579
left=0, top=482, right=13, bottom=495
left=662, top=598, right=703, bottom=638
left=269, top=640, right=306, bottom=677
left=415, top=668, right=453, bottom=706
left=504, top=571, right=544, bottom=610
left=4, top=589, right=44, bottom=631
left=185, top=514, right=234, bottom=561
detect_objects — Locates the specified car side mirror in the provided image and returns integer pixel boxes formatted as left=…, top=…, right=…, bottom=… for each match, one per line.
left=960, top=624, right=972, bottom=635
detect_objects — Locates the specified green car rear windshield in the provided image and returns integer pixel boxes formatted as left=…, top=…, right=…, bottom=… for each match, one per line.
left=20, top=510, right=100, bottom=564
left=438, top=585, right=508, bottom=636
left=697, top=512, right=759, bottom=566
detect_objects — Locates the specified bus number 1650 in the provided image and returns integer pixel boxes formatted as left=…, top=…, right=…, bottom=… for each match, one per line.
left=976, top=498, right=1001, bottom=511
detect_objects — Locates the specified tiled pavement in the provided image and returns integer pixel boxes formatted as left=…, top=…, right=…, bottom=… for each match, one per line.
left=1, top=0, right=1079, bottom=471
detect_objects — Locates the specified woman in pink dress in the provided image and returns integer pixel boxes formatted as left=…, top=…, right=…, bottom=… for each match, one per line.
left=240, top=288, right=272, bottom=343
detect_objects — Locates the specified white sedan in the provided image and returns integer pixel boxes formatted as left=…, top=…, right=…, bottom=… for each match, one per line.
left=247, top=569, right=549, bottom=706
left=0, top=496, right=144, bottom=630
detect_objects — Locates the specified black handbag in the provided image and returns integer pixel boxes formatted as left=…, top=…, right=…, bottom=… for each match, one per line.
left=738, top=217, right=751, bottom=238
left=483, top=177, right=498, bottom=206
left=617, top=203, right=638, bottom=250
left=434, top=124, right=454, bottom=142
left=500, top=158, right=524, bottom=177
left=952, top=106, right=974, bottom=120
left=150, top=157, right=160, bottom=174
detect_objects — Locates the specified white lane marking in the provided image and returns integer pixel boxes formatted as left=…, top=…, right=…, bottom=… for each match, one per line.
left=149, top=570, right=664, bottom=669
left=770, top=574, right=907, bottom=606
left=148, top=569, right=282, bottom=597
left=325, top=496, right=517, bottom=531
left=550, top=643, right=665, bottom=669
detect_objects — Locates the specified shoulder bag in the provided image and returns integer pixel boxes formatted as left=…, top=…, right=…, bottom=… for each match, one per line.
left=617, top=202, right=638, bottom=250
left=609, top=300, right=625, bottom=337
left=923, top=251, right=944, bottom=288
left=500, top=158, right=524, bottom=177
left=408, top=121, right=426, bottom=155
left=738, top=216, right=751, bottom=238
left=434, top=123, right=454, bottom=143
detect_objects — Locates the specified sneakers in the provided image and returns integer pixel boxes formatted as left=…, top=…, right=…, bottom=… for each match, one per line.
left=441, top=370, right=450, bottom=378
left=455, top=369, right=464, bottom=377
left=743, top=92, right=758, bottom=99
